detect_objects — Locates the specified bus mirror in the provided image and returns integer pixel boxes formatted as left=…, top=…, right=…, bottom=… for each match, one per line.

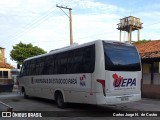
left=17, top=64, right=20, bottom=69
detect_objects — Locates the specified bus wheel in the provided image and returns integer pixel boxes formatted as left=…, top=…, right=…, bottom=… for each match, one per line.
left=56, top=92, right=66, bottom=109
left=22, top=87, right=29, bottom=99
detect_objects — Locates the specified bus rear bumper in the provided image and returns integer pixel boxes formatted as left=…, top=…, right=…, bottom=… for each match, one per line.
left=104, top=93, right=141, bottom=105
left=96, top=93, right=141, bottom=105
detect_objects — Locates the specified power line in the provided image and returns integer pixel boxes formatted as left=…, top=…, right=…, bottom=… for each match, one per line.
left=2, top=1, right=160, bottom=47
left=1, top=1, right=67, bottom=47
left=57, top=6, right=69, bottom=18
left=2, top=7, right=58, bottom=46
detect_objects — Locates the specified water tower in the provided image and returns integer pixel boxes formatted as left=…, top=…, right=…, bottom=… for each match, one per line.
left=117, top=16, right=143, bottom=43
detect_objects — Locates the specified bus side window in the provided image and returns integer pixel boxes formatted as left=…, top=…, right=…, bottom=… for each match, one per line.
left=20, top=64, right=24, bottom=77
left=59, top=52, right=68, bottom=74
left=48, top=55, right=54, bottom=75
left=56, top=52, right=67, bottom=74
left=66, top=45, right=95, bottom=74
left=20, top=62, right=27, bottom=76
left=26, top=61, right=30, bottom=76
left=82, top=45, right=95, bottom=73
left=29, top=59, right=36, bottom=75
left=44, top=56, right=51, bottom=75
left=67, top=50, right=75, bottom=74
left=73, top=48, right=83, bottom=73
left=54, top=54, right=59, bottom=74
left=83, top=46, right=91, bottom=73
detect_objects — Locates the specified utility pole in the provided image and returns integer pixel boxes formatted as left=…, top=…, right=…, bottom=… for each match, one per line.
left=56, top=4, right=73, bottom=45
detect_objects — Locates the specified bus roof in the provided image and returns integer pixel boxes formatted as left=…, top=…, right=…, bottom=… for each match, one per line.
left=24, top=40, right=133, bottom=62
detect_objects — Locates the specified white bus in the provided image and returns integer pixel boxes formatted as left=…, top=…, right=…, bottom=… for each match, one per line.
left=18, top=40, right=141, bottom=108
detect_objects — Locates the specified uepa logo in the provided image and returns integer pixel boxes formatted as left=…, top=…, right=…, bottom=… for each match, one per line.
left=112, top=73, right=136, bottom=88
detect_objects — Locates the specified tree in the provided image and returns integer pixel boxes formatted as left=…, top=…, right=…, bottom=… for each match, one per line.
left=133, top=39, right=151, bottom=45
left=10, top=42, right=47, bottom=65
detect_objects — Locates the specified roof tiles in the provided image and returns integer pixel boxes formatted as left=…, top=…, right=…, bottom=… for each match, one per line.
left=0, top=62, right=14, bottom=69
left=135, top=40, right=160, bottom=59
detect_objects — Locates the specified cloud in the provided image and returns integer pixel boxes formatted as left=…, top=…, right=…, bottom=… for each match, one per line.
left=2, top=0, right=124, bottom=67
left=0, top=0, right=20, bottom=8
left=1, top=0, right=160, bottom=67
left=63, top=0, right=125, bottom=15
left=72, top=0, right=116, bottom=10
left=72, top=13, right=119, bottom=42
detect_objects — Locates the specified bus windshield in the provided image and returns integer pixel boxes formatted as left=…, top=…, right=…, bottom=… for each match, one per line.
left=103, top=41, right=141, bottom=71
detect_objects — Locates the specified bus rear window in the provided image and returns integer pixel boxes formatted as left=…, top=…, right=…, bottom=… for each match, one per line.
left=103, top=42, right=141, bottom=71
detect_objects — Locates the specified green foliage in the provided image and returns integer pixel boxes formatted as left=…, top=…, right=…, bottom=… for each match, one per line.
left=10, top=42, right=47, bottom=65
left=133, top=39, right=151, bottom=45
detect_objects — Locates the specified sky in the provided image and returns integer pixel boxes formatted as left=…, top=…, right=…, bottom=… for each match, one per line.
left=0, top=0, right=160, bottom=67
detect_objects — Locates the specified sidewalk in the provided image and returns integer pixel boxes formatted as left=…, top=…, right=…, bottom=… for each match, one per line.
left=109, top=98, right=160, bottom=111
left=0, top=91, right=19, bottom=98
left=0, top=86, right=20, bottom=98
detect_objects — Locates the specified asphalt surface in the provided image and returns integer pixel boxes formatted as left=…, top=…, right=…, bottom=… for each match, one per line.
left=1, top=91, right=160, bottom=111
left=0, top=91, right=160, bottom=120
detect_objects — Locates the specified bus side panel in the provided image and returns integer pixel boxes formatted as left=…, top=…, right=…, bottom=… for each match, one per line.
left=21, top=74, right=95, bottom=103
left=18, top=76, right=33, bottom=96
left=64, top=90, right=97, bottom=104
left=56, top=73, right=93, bottom=104
left=91, top=41, right=106, bottom=104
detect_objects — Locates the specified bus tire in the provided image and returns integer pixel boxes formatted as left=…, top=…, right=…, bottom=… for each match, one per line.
left=55, top=92, right=67, bottom=109
left=24, top=91, right=29, bottom=99
left=22, top=87, right=29, bottom=99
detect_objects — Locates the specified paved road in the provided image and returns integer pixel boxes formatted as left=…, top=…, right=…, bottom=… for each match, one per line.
left=0, top=91, right=160, bottom=120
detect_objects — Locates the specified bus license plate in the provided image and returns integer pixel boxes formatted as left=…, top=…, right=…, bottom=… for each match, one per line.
left=121, top=96, right=129, bottom=101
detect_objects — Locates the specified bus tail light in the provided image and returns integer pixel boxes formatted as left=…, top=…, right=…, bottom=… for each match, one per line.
left=97, top=79, right=106, bottom=96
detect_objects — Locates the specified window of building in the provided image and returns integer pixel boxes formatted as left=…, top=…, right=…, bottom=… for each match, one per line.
left=0, top=71, right=2, bottom=78
left=3, top=71, right=8, bottom=78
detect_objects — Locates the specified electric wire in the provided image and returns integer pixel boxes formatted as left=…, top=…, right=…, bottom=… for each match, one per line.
left=1, top=0, right=67, bottom=47
left=2, top=1, right=160, bottom=48
left=2, top=8, right=58, bottom=46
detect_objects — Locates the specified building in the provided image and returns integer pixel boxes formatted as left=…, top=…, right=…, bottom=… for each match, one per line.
left=0, top=47, right=5, bottom=63
left=0, top=47, right=14, bottom=92
left=135, top=40, right=160, bottom=99
left=11, top=68, right=20, bottom=84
